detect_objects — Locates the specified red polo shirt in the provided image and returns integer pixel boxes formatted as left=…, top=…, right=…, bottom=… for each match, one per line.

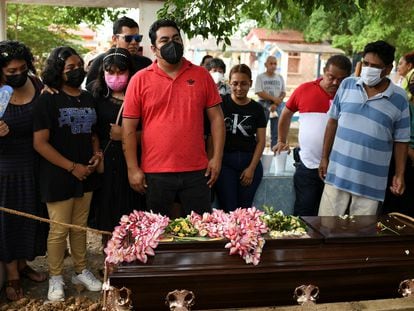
left=123, top=58, right=221, bottom=173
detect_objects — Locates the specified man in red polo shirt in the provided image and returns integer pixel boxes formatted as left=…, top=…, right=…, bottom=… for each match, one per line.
left=122, top=19, right=225, bottom=217
left=273, top=55, right=351, bottom=216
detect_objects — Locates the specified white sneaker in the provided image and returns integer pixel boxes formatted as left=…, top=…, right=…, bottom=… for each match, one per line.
left=71, top=269, right=102, bottom=291
left=48, top=275, right=65, bottom=301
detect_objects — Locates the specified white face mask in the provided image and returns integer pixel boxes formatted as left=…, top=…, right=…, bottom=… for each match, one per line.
left=210, top=71, right=224, bottom=84
left=360, top=66, right=384, bottom=86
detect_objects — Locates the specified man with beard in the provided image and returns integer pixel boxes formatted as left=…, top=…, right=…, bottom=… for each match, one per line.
left=273, top=55, right=352, bottom=216
left=122, top=19, right=225, bottom=218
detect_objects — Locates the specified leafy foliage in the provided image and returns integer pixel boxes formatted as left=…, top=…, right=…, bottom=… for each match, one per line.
left=260, top=206, right=307, bottom=232
left=158, top=0, right=413, bottom=56
left=6, top=4, right=125, bottom=67
left=165, top=217, right=199, bottom=237
left=157, top=0, right=366, bottom=47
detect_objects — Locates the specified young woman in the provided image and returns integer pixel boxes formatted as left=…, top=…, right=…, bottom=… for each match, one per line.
left=382, top=52, right=414, bottom=216
left=0, top=40, right=47, bottom=301
left=33, top=46, right=102, bottom=301
left=215, top=64, right=266, bottom=212
left=90, top=47, right=145, bottom=241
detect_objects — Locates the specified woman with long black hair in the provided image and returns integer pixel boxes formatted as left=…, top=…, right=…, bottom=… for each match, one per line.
left=33, top=46, right=102, bottom=301
left=0, top=40, right=47, bottom=301
left=90, top=47, right=145, bottom=243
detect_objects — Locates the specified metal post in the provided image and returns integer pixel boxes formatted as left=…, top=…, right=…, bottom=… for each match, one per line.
left=0, top=0, right=6, bottom=41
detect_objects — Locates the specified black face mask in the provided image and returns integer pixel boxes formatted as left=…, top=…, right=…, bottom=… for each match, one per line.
left=5, top=70, right=28, bottom=88
left=65, top=68, right=86, bottom=88
left=160, top=41, right=184, bottom=65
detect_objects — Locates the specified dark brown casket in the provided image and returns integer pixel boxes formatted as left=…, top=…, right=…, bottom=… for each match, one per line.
left=108, top=215, right=414, bottom=310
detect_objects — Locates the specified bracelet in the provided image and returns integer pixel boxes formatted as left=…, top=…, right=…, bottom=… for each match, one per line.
left=93, top=150, right=103, bottom=156
left=67, top=162, right=76, bottom=173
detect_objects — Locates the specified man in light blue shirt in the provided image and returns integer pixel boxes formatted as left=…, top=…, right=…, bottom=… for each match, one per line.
left=318, top=41, right=410, bottom=216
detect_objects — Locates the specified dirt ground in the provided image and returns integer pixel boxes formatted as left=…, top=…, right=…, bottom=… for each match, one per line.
left=0, top=232, right=105, bottom=310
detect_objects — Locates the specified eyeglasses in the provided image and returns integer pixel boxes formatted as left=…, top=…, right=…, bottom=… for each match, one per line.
left=116, top=34, right=143, bottom=43
left=230, top=81, right=250, bottom=88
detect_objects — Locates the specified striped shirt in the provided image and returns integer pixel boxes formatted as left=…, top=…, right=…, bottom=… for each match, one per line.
left=325, top=77, right=410, bottom=201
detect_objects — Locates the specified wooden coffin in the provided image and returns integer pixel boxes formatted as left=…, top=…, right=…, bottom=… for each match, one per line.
left=108, top=215, right=414, bottom=310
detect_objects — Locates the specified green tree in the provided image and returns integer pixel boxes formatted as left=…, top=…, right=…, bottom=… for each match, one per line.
left=158, top=0, right=414, bottom=56
left=157, top=0, right=366, bottom=46
left=6, top=4, right=125, bottom=66
left=330, top=0, right=414, bottom=56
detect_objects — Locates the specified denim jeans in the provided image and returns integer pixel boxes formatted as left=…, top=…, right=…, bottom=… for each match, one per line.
left=259, top=100, right=285, bottom=148
left=293, top=160, right=324, bottom=216
left=215, top=151, right=263, bottom=212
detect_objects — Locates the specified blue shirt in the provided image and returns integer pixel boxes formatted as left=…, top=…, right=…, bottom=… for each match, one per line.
left=325, top=77, right=410, bottom=201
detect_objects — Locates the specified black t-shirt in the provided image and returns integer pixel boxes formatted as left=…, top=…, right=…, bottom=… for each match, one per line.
left=86, top=52, right=152, bottom=85
left=33, top=91, right=99, bottom=202
left=221, top=94, right=267, bottom=153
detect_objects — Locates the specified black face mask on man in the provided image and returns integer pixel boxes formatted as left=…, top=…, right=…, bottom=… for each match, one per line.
left=65, top=68, right=86, bottom=88
left=160, top=41, right=184, bottom=65
left=5, top=70, right=28, bottom=88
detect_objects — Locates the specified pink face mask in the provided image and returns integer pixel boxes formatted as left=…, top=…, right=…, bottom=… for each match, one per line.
left=104, top=72, right=129, bottom=92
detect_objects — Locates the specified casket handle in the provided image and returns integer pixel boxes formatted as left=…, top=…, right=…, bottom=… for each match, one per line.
left=399, top=279, right=414, bottom=297
left=293, top=284, right=319, bottom=305
left=165, top=289, right=195, bottom=311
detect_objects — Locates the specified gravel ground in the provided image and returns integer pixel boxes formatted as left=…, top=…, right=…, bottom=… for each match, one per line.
left=0, top=232, right=105, bottom=310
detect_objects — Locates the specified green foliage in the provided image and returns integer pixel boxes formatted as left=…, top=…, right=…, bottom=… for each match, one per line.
left=57, top=7, right=127, bottom=27
left=158, top=0, right=414, bottom=56
left=260, top=206, right=307, bottom=232
left=157, top=0, right=366, bottom=46
left=304, top=0, right=414, bottom=55
left=165, top=217, right=199, bottom=237
left=6, top=4, right=125, bottom=68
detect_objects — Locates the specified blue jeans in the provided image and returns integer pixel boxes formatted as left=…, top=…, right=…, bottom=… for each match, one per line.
left=215, top=151, right=263, bottom=212
left=259, top=100, right=285, bottom=148
left=293, top=160, right=324, bottom=216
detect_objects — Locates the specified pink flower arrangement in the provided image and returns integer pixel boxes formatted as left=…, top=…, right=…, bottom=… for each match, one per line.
left=189, top=209, right=229, bottom=238
left=190, top=207, right=268, bottom=265
left=105, top=208, right=268, bottom=266
left=104, top=210, right=170, bottom=264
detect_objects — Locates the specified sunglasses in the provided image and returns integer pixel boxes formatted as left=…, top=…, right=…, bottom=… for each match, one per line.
left=117, top=34, right=143, bottom=43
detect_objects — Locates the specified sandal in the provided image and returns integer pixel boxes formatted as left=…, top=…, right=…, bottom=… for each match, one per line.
left=20, top=265, right=48, bottom=282
left=5, top=279, right=24, bottom=301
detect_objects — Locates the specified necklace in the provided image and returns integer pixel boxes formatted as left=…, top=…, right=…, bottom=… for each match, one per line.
left=63, top=91, right=81, bottom=104
left=110, top=96, right=124, bottom=105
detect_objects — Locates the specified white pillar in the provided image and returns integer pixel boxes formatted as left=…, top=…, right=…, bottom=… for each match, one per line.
left=138, top=0, right=164, bottom=60
left=0, top=0, right=6, bottom=41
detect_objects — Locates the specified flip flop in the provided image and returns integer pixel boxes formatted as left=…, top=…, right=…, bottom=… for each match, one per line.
left=20, top=265, right=48, bottom=282
left=5, top=279, right=24, bottom=301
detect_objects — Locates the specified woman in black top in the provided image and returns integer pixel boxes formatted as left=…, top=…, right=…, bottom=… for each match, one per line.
left=215, top=64, right=266, bottom=212
left=33, top=46, right=102, bottom=301
left=90, top=47, right=145, bottom=240
left=0, top=41, right=47, bottom=301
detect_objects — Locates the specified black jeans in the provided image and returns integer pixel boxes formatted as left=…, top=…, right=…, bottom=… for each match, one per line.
left=145, top=170, right=211, bottom=218
left=293, top=160, right=325, bottom=216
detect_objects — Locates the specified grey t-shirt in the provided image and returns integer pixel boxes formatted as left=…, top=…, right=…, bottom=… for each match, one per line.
left=254, top=72, right=285, bottom=101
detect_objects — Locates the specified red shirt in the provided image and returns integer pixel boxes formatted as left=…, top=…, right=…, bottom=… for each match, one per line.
left=285, top=78, right=334, bottom=169
left=123, top=58, right=221, bottom=173
left=286, top=78, right=333, bottom=113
